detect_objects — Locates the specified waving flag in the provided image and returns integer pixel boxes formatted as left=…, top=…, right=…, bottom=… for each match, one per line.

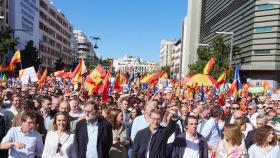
left=72, top=58, right=87, bottom=83
left=9, top=50, right=21, bottom=70
left=230, top=64, right=241, bottom=96
left=200, top=84, right=205, bottom=101
left=84, top=64, right=106, bottom=94
left=203, top=56, right=215, bottom=75
left=40, top=68, right=47, bottom=83
left=216, top=70, right=227, bottom=88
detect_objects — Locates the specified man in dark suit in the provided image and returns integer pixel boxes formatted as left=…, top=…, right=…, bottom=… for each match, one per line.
left=172, top=115, right=208, bottom=158
left=132, top=108, right=178, bottom=158
left=245, top=113, right=267, bottom=149
left=75, top=102, right=112, bottom=158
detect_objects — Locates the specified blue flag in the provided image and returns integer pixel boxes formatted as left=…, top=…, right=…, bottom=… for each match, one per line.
left=200, top=84, right=205, bottom=101
left=234, top=64, right=242, bottom=91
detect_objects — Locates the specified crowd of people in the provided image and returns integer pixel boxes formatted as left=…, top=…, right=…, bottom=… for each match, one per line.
left=0, top=82, right=279, bottom=158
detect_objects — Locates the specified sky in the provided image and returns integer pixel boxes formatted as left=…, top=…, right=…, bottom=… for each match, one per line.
left=51, top=0, right=187, bottom=62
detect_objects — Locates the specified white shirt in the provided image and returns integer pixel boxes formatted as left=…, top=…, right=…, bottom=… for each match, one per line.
left=183, top=132, right=200, bottom=158
left=248, top=113, right=258, bottom=128
left=130, top=115, right=149, bottom=141
left=42, top=131, right=77, bottom=158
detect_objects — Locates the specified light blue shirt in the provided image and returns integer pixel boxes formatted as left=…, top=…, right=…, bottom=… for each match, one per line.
left=130, top=115, right=149, bottom=141
left=86, top=119, right=98, bottom=158
left=44, top=114, right=51, bottom=131
left=248, top=144, right=280, bottom=158
left=201, top=117, right=221, bottom=148
left=1, top=127, right=44, bottom=158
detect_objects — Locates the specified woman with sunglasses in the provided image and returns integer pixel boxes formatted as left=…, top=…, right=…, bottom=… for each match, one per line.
left=42, top=111, right=77, bottom=158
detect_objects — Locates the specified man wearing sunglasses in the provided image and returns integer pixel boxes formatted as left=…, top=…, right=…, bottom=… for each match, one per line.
left=225, top=101, right=240, bottom=124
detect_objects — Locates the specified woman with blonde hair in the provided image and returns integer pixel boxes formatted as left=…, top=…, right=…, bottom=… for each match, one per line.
left=215, top=123, right=247, bottom=158
left=42, top=111, right=77, bottom=158
left=108, top=109, right=130, bottom=158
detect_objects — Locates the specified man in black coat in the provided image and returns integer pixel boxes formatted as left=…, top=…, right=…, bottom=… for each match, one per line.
left=75, top=102, right=112, bottom=158
left=172, top=116, right=208, bottom=158
left=245, top=113, right=267, bottom=149
left=132, top=108, right=178, bottom=158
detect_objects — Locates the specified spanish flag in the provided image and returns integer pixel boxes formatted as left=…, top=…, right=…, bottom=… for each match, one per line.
left=40, top=67, right=47, bottom=84
left=84, top=64, right=106, bottom=94
left=203, top=56, right=215, bottom=75
left=9, top=50, right=21, bottom=70
left=72, top=58, right=88, bottom=83
left=216, top=70, right=226, bottom=88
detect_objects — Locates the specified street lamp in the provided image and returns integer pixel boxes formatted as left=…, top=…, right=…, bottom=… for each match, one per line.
left=90, top=36, right=100, bottom=49
left=216, top=31, right=234, bottom=70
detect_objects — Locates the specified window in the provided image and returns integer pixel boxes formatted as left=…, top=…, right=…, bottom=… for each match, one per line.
left=255, top=26, right=272, bottom=33
left=254, top=50, right=271, bottom=55
left=257, top=4, right=273, bottom=10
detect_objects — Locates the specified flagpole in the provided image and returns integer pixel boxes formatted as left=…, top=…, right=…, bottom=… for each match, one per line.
left=20, top=61, right=23, bottom=70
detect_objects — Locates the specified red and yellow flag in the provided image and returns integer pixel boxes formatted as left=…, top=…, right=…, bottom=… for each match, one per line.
left=72, top=58, right=88, bottom=83
left=40, top=67, right=47, bottom=84
left=216, top=70, right=226, bottom=88
left=9, top=50, right=21, bottom=70
left=85, top=64, right=106, bottom=95
left=203, top=56, right=215, bottom=75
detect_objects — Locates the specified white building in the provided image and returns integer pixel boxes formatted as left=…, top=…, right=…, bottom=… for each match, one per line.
left=73, top=30, right=95, bottom=67
left=9, top=0, right=40, bottom=50
left=181, top=0, right=202, bottom=77
left=113, top=55, right=160, bottom=76
left=160, top=40, right=176, bottom=67
left=171, top=39, right=181, bottom=79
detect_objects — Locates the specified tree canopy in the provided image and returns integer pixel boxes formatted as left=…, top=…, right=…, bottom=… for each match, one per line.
left=188, top=36, right=239, bottom=80
left=21, top=40, right=41, bottom=70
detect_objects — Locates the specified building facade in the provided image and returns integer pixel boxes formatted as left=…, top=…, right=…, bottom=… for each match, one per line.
left=181, top=0, right=202, bottom=78
left=9, top=0, right=40, bottom=50
left=39, top=0, right=73, bottom=68
left=171, top=39, right=181, bottom=79
left=0, top=0, right=9, bottom=31
left=199, top=0, right=280, bottom=88
left=73, top=30, right=95, bottom=67
left=160, top=40, right=176, bottom=67
left=113, top=55, right=160, bottom=76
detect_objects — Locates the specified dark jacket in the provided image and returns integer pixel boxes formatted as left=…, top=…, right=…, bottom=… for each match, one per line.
left=245, top=129, right=255, bottom=150
left=172, top=132, right=208, bottom=158
left=131, top=118, right=177, bottom=158
left=75, top=117, right=113, bottom=158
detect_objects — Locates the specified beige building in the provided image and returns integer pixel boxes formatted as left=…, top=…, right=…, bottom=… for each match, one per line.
left=74, top=30, right=95, bottom=67
left=181, top=0, right=202, bottom=78
left=160, top=40, right=176, bottom=67
left=171, top=39, right=181, bottom=79
left=39, top=0, right=73, bottom=68
left=0, top=0, right=8, bottom=31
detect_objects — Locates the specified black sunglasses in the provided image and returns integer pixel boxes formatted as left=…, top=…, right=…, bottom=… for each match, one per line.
left=56, top=143, right=62, bottom=153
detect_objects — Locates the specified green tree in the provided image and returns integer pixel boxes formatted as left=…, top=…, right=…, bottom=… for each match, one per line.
left=21, top=40, right=41, bottom=70
left=54, top=58, right=65, bottom=71
left=0, top=27, right=19, bottom=64
left=161, top=65, right=171, bottom=78
left=189, top=36, right=239, bottom=80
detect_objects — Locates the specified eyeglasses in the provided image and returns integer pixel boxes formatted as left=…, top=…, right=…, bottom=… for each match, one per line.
left=232, top=108, right=240, bottom=110
left=56, top=143, right=62, bottom=153
left=182, top=102, right=188, bottom=104
left=214, top=102, right=219, bottom=104
left=225, top=107, right=231, bottom=109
